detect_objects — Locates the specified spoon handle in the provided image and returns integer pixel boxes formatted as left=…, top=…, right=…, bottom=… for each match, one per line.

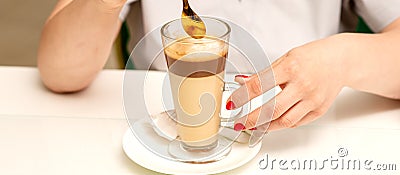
left=182, top=0, right=189, bottom=9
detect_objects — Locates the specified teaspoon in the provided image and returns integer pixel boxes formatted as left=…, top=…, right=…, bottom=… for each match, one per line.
left=181, top=0, right=206, bottom=39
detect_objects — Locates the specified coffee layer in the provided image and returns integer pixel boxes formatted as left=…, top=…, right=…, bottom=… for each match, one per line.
left=166, top=54, right=226, bottom=78
left=164, top=36, right=227, bottom=78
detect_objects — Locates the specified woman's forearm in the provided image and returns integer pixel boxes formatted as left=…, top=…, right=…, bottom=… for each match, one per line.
left=37, top=0, right=125, bottom=93
left=339, top=19, right=400, bottom=99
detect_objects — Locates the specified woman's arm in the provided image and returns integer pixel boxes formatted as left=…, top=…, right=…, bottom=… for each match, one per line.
left=342, top=18, right=400, bottom=99
left=37, top=0, right=126, bottom=93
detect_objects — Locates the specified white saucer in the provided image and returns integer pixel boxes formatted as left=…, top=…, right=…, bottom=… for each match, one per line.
left=122, top=120, right=262, bottom=175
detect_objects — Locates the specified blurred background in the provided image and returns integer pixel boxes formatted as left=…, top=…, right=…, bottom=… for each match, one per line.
left=0, top=1, right=371, bottom=69
left=0, top=0, right=122, bottom=68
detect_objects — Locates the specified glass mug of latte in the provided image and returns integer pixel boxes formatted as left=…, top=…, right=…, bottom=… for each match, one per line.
left=161, top=17, right=245, bottom=163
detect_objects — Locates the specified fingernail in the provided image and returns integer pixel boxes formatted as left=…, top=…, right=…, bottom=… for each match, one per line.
left=234, top=123, right=246, bottom=131
left=235, top=74, right=250, bottom=78
left=249, top=127, right=257, bottom=131
left=226, top=101, right=236, bottom=110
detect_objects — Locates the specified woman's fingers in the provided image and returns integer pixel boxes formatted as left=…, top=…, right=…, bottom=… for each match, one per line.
left=234, top=75, right=250, bottom=85
left=290, top=111, right=322, bottom=127
left=227, top=66, right=288, bottom=109
left=267, top=101, right=314, bottom=131
left=247, top=101, right=312, bottom=146
left=233, top=85, right=301, bottom=130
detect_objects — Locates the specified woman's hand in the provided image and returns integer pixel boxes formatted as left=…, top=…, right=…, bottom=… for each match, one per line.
left=227, top=35, right=349, bottom=146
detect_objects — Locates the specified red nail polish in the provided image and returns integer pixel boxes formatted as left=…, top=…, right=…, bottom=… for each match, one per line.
left=235, top=75, right=250, bottom=78
left=234, top=123, right=246, bottom=131
left=249, top=127, right=257, bottom=131
left=226, top=101, right=236, bottom=110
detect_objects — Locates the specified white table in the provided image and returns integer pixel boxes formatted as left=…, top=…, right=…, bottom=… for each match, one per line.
left=0, top=66, right=399, bottom=175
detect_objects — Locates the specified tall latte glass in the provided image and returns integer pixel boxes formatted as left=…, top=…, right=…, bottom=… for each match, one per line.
left=161, top=17, right=233, bottom=163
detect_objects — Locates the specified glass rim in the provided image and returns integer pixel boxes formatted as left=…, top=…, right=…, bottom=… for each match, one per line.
left=160, top=16, right=231, bottom=42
